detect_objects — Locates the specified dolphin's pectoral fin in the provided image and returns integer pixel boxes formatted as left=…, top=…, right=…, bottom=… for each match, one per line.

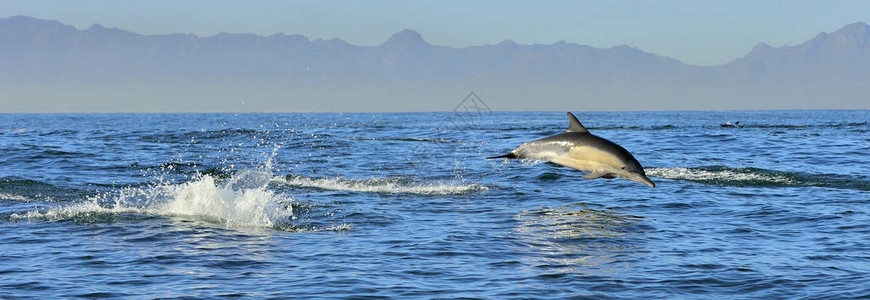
left=582, top=171, right=611, bottom=179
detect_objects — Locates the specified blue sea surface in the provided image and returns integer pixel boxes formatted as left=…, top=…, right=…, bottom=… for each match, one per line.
left=1, top=110, right=869, bottom=298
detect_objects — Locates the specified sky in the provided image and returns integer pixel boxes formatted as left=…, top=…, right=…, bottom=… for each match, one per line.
left=1, top=0, right=868, bottom=66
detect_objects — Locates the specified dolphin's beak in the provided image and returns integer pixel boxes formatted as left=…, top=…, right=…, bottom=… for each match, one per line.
left=641, top=176, right=655, bottom=188
left=629, top=173, right=656, bottom=188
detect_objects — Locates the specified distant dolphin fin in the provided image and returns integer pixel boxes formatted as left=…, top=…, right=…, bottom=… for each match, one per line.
left=486, top=153, right=517, bottom=159
left=566, top=112, right=589, bottom=133
left=582, top=171, right=613, bottom=179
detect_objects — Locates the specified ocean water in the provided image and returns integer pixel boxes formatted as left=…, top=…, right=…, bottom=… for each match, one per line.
left=1, top=110, right=868, bottom=298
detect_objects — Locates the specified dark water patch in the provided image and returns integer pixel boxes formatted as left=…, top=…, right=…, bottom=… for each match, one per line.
left=651, top=124, right=678, bottom=130
left=590, top=125, right=644, bottom=130
left=732, top=121, right=869, bottom=130
left=0, top=177, right=91, bottom=203
left=28, top=149, right=96, bottom=159
left=72, top=292, right=136, bottom=298
left=660, top=202, right=694, bottom=209
left=138, top=128, right=264, bottom=144
left=0, top=268, right=37, bottom=275
left=680, top=263, right=727, bottom=270
left=592, top=124, right=679, bottom=131
left=492, top=125, right=554, bottom=132
left=188, top=128, right=267, bottom=140
left=536, top=172, right=562, bottom=181
left=128, top=162, right=232, bottom=180
left=347, top=136, right=463, bottom=143
left=132, top=254, right=186, bottom=265
left=1, top=281, right=54, bottom=294
left=205, top=259, right=272, bottom=270
left=37, top=129, right=79, bottom=137
left=742, top=124, right=812, bottom=129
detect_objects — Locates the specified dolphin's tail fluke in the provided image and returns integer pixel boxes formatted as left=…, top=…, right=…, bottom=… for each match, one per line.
left=486, top=153, right=518, bottom=159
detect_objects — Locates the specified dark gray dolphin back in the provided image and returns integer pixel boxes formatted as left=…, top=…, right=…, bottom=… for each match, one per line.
left=564, top=112, right=648, bottom=177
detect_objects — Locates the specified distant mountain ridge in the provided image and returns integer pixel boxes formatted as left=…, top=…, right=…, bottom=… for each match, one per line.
left=1, top=15, right=868, bottom=112
left=4, top=15, right=868, bottom=81
left=722, top=22, right=870, bottom=80
left=0, top=15, right=690, bottom=81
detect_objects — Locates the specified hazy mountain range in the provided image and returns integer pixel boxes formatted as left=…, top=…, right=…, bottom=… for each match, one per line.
left=1, top=15, right=868, bottom=112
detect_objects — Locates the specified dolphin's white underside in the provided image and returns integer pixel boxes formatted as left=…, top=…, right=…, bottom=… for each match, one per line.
left=517, top=141, right=654, bottom=187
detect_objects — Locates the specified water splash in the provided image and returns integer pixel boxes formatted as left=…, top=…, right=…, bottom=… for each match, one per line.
left=520, top=158, right=545, bottom=167
left=0, top=192, right=35, bottom=202
left=156, top=175, right=293, bottom=228
left=11, top=173, right=298, bottom=230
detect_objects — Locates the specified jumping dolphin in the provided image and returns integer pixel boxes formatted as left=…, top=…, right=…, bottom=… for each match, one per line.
left=488, top=112, right=655, bottom=187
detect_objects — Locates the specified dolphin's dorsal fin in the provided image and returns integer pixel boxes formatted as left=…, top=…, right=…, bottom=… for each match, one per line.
left=566, top=112, right=589, bottom=133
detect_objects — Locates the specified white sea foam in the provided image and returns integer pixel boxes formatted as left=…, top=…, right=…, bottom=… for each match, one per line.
left=0, top=192, right=35, bottom=202
left=11, top=173, right=296, bottom=230
left=646, top=167, right=795, bottom=184
left=520, top=158, right=545, bottom=167
left=277, top=175, right=489, bottom=195
left=10, top=200, right=149, bottom=220
left=156, top=175, right=293, bottom=228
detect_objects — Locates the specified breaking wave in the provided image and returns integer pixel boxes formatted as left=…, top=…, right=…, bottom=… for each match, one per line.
left=0, top=192, right=35, bottom=202
left=647, top=166, right=870, bottom=191
left=9, top=171, right=348, bottom=232
left=277, top=174, right=489, bottom=195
